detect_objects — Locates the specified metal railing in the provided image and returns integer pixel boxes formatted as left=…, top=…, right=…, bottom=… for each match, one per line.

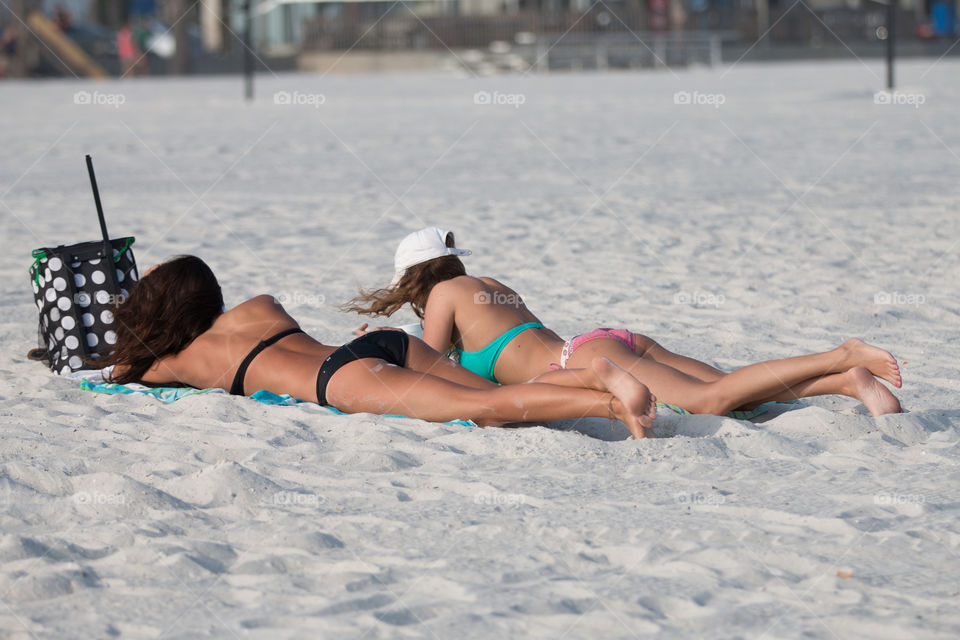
left=301, top=8, right=733, bottom=69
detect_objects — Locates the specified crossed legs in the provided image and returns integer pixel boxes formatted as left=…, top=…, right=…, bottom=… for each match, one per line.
left=323, top=337, right=658, bottom=437
left=565, top=335, right=902, bottom=417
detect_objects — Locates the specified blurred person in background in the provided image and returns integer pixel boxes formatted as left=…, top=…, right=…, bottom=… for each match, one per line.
left=0, top=21, right=19, bottom=79
left=116, top=20, right=141, bottom=76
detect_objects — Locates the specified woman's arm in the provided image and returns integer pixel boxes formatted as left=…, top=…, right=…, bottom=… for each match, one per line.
left=421, top=283, right=457, bottom=354
left=353, top=322, right=402, bottom=337
left=137, top=356, right=185, bottom=385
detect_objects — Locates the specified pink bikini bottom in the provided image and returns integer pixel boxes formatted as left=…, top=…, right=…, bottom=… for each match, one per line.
left=556, top=328, right=636, bottom=369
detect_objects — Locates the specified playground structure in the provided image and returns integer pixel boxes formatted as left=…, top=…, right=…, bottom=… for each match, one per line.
left=3, top=0, right=108, bottom=78
left=25, top=11, right=108, bottom=78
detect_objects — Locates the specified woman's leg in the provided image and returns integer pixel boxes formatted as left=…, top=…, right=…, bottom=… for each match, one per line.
left=565, top=338, right=901, bottom=416
left=630, top=333, right=726, bottom=382
left=403, top=337, right=497, bottom=390
left=403, top=336, right=657, bottom=421
left=529, top=360, right=658, bottom=424
left=323, top=358, right=656, bottom=438
left=735, top=367, right=901, bottom=416
left=628, top=333, right=901, bottom=416
left=404, top=337, right=656, bottom=431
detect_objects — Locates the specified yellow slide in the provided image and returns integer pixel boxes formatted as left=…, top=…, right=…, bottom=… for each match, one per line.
left=26, top=11, right=109, bottom=78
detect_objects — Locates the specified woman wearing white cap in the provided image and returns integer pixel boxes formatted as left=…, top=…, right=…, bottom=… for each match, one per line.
left=346, top=228, right=903, bottom=418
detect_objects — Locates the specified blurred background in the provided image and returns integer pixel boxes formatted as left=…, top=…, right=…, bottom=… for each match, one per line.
left=0, top=0, right=956, bottom=79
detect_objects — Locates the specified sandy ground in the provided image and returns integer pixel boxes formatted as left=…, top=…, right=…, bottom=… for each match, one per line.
left=1, top=59, right=959, bottom=638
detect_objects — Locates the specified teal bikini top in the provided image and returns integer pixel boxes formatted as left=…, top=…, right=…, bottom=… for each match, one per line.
left=454, top=322, right=545, bottom=384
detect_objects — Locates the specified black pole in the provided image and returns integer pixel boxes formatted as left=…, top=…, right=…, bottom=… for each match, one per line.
left=85, top=155, right=112, bottom=256
left=886, top=0, right=895, bottom=90
left=85, top=154, right=122, bottom=301
left=244, top=0, right=254, bottom=101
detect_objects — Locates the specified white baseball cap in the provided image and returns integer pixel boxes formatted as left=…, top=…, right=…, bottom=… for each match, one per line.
left=392, top=227, right=471, bottom=284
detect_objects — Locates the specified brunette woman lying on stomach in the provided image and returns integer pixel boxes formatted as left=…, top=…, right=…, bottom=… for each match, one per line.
left=100, top=256, right=658, bottom=437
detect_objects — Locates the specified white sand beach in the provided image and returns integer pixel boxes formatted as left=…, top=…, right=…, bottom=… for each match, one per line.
left=1, top=59, right=959, bottom=638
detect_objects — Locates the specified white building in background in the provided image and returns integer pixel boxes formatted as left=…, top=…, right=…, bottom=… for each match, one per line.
left=247, top=0, right=323, bottom=54
left=234, top=0, right=502, bottom=53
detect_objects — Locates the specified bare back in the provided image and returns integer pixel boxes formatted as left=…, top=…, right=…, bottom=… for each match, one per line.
left=423, top=276, right=565, bottom=384
left=140, top=295, right=336, bottom=400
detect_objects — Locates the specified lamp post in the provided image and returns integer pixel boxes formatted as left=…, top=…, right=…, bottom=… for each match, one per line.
left=872, top=0, right=896, bottom=90
left=885, top=0, right=895, bottom=90
left=244, top=0, right=254, bottom=100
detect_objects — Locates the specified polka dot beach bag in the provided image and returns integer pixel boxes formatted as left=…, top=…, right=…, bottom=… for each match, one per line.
left=29, top=239, right=138, bottom=374
left=27, top=155, right=140, bottom=374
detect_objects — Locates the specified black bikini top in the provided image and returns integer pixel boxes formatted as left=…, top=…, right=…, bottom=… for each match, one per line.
left=229, top=327, right=305, bottom=396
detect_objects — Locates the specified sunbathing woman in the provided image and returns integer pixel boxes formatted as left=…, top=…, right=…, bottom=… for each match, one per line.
left=98, top=255, right=658, bottom=437
left=346, top=228, right=903, bottom=417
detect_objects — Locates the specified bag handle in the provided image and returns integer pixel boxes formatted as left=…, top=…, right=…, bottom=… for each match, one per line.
left=85, top=154, right=113, bottom=262
left=85, top=154, right=123, bottom=303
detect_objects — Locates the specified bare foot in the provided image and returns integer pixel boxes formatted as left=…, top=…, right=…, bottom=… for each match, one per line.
left=592, top=357, right=657, bottom=438
left=841, top=338, right=902, bottom=388
left=843, top=366, right=902, bottom=416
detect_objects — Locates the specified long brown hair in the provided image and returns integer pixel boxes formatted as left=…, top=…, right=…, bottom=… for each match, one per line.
left=344, top=255, right=466, bottom=319
left=98, top=255, right=224, bottom=383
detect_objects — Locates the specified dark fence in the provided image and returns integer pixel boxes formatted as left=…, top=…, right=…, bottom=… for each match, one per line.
left=302, top=7, right=699, bottom=51
left=301, top=4, right=926, bottom=53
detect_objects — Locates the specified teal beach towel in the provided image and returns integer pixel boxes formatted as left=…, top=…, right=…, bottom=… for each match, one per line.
left=79, top=377, right=794, bottom=424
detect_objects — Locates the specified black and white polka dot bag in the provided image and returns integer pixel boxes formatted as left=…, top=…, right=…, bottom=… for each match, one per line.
left=27, top=155, right=140, bottom=375
left=29, top=239, right=138, bottom=374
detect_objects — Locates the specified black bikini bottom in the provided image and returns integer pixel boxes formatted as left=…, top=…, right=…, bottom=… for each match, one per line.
left=316, top=330, right=410, bottom=406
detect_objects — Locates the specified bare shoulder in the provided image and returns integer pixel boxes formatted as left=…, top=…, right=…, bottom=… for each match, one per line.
left=478, top=276, right=507, bottom=289
left=431, top=275, right=485, bottom=297
left=426, top=277, right=490, bottom=314
left=230, top=295, right=286, bottom=317
left=477, top=277, right=520, bottom=298
left=221, top=295, right=298, bottom=328
left=241, top=294, right=282, bottom=309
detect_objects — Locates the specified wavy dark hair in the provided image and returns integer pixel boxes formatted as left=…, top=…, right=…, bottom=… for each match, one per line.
left=98, top=255, right=224, bottom=384
left=343, top=255, right=466, bottom=320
